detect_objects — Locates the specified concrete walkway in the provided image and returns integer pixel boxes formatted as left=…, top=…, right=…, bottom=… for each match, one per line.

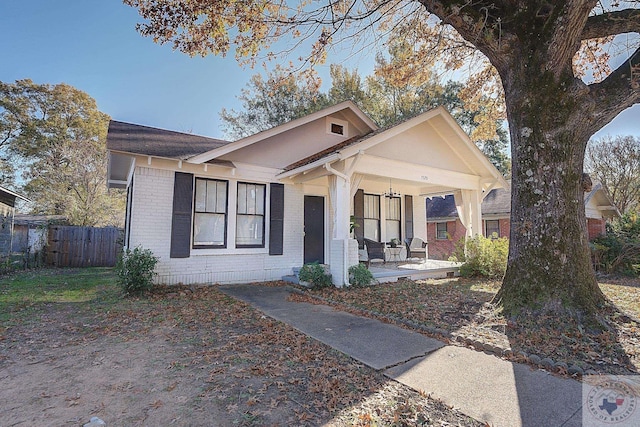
left=219, top=284, right=584, bottom=427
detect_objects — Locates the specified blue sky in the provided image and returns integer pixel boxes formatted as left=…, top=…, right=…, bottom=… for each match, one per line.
left=1, top=0, right=638, bottom=141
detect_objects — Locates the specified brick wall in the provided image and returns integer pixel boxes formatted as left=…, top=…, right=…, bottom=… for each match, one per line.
left=426, top=217, right=510, bottom=260
left=130, top=166, right=303, bottom=285
left=587, top=218, right=606, bottom=240
left=426, top=220, right=465, bottom=260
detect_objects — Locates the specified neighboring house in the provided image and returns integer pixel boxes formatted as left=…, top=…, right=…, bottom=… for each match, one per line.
left=11, top=214, right=68, bottom=254
left=0, top=186, right=30, bottom=257
left=426, top=182, right=620, bottom=260
left=107, top=101, right=506, bottom=286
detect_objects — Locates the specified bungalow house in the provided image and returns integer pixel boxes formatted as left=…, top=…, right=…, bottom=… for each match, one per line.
left=0, top=185, right=30, bottom=257
left=426, top=182, right=620, bottom=260
left=107, top=102, right=506, bottom=286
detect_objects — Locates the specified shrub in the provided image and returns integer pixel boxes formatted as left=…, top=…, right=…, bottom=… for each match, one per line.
left=592, top=213, right=640, bottom=276
left=298, top=262, right=333, bottom=289
left=348, top=263, right=374, bottom=287
left=116, top=247, right=159, bottom=296
left=458, top=235, right=509, bottom=279
left=448, top=236, right=467, bottom=263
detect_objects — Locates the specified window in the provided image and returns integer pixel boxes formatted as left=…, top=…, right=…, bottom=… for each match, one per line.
left=436, top=222, right=448, bottom=240
left=363, top=194, right=380, bottom=241
left=485, top=220, right=500, bottom=238
left=330, top=123, right=344, bottom=135
left=236, top=182, right=266, bottom=247
left=193, top=178, right=228, bottom=248
left=327, top=117, right=348, bottom=136
left=385, top=197, right=401, bottom=242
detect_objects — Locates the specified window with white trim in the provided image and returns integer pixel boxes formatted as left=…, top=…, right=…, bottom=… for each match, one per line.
left=485, top=220, right=500, bottom=238
left=436, top=222, right=448, bottom=240
left=326, top=117, right=348, bottom=136
left=385, top=197, right=401, bottom=242
left=236, top=182, right=266, bottom=247
left=364, top=194, right=380, bottom=241
left=193, top=178, right=228, bottom=248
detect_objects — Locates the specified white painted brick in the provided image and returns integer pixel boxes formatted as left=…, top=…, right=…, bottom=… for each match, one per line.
left=129, top=167, right=304, bottom=285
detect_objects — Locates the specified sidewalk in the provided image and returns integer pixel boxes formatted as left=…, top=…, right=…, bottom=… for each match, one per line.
left=219, top=283, right=583, bottom=427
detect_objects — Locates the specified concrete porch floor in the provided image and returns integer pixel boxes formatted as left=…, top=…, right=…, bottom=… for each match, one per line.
left=368, top=259, right=461, bottom=283
left=282, top=259, right=461, bottom=285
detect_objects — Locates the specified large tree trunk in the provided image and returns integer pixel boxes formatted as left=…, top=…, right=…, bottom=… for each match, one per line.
left=495, top=69, right=607, bottom=315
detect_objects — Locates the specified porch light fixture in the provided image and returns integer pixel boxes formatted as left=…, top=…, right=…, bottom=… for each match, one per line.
left=383, top=179, right=401, bottom=198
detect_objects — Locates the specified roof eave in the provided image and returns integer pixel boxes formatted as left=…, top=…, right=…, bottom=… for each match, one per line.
left=0, top=186, right=30, bottom=203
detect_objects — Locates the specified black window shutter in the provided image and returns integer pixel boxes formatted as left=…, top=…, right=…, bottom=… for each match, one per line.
left=269, top=183, right=285, bottom=255
left=170, top=172, right=194, bottom=258
left=404, top=195, right=414, bottom=239
left=354, top=189, right=365, bottom=248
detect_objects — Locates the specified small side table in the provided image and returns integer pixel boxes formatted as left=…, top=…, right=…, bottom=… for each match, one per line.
left=387, top=247, right=402, bottom=262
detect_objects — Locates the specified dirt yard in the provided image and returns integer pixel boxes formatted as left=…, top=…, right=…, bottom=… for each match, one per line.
left=0, top=270, right=481, bottom=426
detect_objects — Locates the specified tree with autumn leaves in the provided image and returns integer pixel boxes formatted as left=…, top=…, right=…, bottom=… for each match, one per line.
left=0, top=80, right=125, bottom=227
left=125, top=0, right=639, bottom=318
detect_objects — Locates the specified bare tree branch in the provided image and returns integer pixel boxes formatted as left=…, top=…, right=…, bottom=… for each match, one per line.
left=416, top=0, right=520, bottom=73
left=582, top=8, right=640, bottom=40
left=587, top=46, right=640, bottom=135
left=546, top=0, right=598, bottom=78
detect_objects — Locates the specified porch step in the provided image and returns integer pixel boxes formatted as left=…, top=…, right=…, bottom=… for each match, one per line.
left=282, top=267, right=303, bottom=286
left=282, top=275, right=299, bottom=284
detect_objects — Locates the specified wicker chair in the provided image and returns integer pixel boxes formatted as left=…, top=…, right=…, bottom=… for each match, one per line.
left=404, top=237, right=427, bottom=260
left=363, top=238, right=386, bottom=267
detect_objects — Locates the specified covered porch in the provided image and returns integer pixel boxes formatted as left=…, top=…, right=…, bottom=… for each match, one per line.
left=278, top=107, right=507, bottom=287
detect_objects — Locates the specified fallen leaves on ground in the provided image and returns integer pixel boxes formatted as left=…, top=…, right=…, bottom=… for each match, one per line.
left=1, top=281, right=482, bottom=426
left=304, top=277, right=640, bottom=376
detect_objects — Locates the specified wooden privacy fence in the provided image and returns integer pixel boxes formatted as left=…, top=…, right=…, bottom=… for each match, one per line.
left=47, top=226, right=122, bottom=267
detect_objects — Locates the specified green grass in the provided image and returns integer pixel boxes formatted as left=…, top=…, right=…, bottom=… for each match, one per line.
left=0, top=267, right=120, bottom=324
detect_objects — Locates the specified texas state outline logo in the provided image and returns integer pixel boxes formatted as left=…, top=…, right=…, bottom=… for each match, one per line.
left=583, top=375, right=639, bottom=426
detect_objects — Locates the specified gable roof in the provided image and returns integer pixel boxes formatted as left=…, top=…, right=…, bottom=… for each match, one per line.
left=427, top=180, right=621, bottom=221
left=426, top=187, right=511, bottom=220
left=278, top=107, right=507, bottom=196
left=187, top=101, right=378, bottom=164
left=426, top=195, right=458, bottom=219
left=107, top=120, right=230, bottom=160
left=584, top=180, right=621, bottom=218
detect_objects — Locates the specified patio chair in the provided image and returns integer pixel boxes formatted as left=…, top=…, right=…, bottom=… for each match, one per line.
left=363, top=238, right=386, bottom=267
left=404, top=237, right=427, bottom=260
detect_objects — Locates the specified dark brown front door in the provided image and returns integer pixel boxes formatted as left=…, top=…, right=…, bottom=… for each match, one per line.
left=304, top=195, right=324, bottom=264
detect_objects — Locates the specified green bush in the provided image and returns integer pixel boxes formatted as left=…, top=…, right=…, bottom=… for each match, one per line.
left=116, top=247, right=159, bottom=296
left=458, top=235, right=509, bottom=279
left=298, top=262, right=333, bottom=289
left=348, top=263, right=374, bottom=287
left=591, top=213, right=640, bottom=276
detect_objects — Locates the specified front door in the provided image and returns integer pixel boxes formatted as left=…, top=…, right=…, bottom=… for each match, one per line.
left=304, top=195, right=324, bottom=264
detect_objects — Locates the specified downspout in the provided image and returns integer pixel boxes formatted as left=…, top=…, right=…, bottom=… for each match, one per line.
left=324, top=162, right=350, bottom=286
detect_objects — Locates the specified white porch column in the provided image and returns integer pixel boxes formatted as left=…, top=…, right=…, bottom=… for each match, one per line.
left=454, top=189, right=483, bottom=237
left=470, top=189, right=482, bottom=237
left=327, top=170, right=358, bottom=287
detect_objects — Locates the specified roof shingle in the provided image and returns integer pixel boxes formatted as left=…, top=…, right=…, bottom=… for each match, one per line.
left=106, top=120, right=230, bottom=160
